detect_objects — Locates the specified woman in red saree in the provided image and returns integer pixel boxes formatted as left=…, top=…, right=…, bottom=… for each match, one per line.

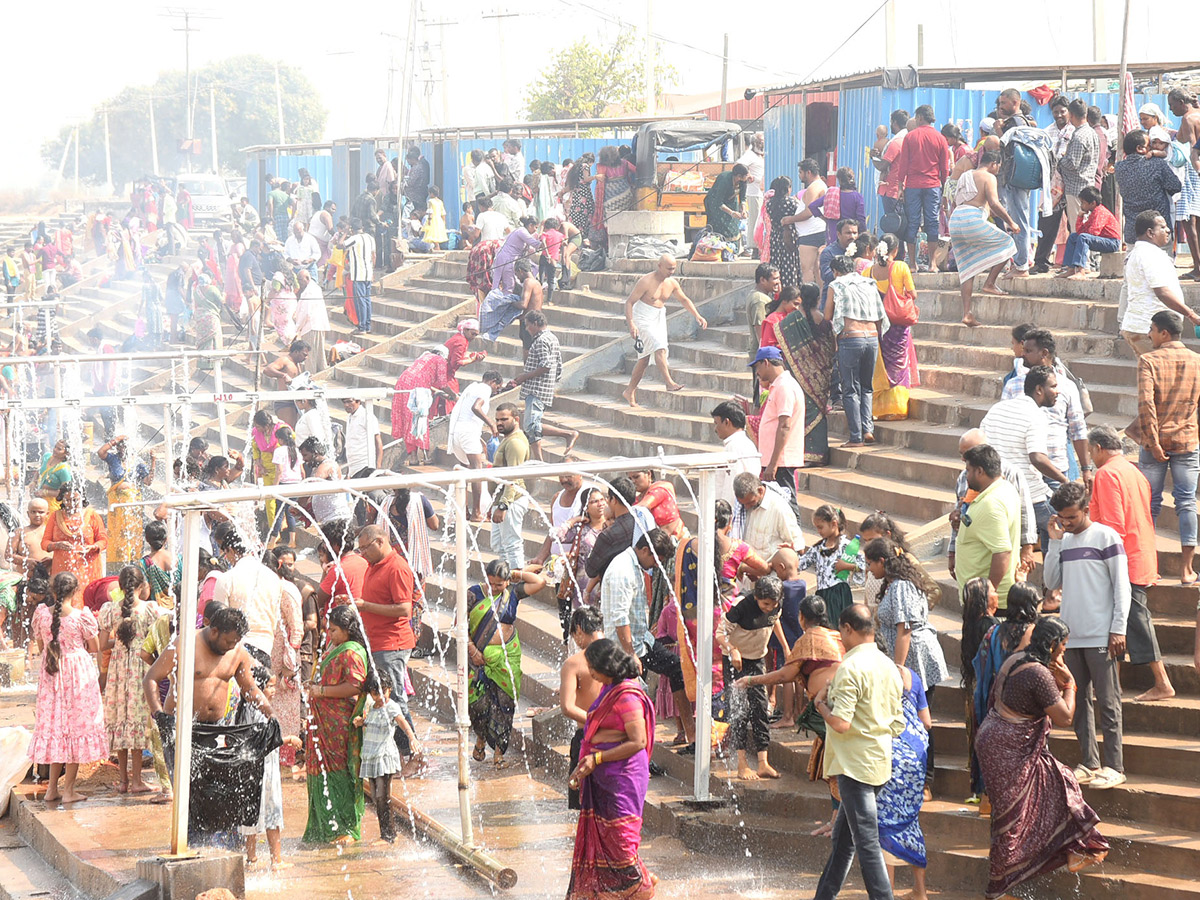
left=303, top=605, right=369, bottom=845
left=442, top=318, right=486, bottom=404
left=630, top=469, right=684, bottom=539
left=976, top=617, right=1108, bottom=899
left=566, top=639, right=656, bottom=900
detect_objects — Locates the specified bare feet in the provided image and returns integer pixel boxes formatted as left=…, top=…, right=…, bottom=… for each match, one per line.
left=769, top=719, right=795, bottom=730
left=563, top=431, right=580, bottom=455
left=622, top=387, right=639, bottom=408
left=60, top=792, right=87, bottom=804
left=962, top=312, right=980, bottom=327
left=737, top=767, right=761, bottom=781
left=129, top=781, right=154, bottom=794
left=332, top=835, right=355, bottom=847
left=1180, top=569, right=1198, bottom=586
left=757, top=764, right=781, bottom=779
left=666, top=383, right=685, bottom=393
left=899, top=891, right=929, bottom=900
left=468, top=514, right=486, bottom=524
left=1009, top=268, right=1029, bottom=277
left=116, top=783, right=129, bottom=795
left=863, top=433, right=876, bottom=444
left=1135, top=685, right=1176, bottom=702
left=151, top=792, right=174, bottom=805
left=1066, top=272, right=1095, bottom=281
left=980, top=285, right=1007, bottom=296
left=43, top=791, right=60, bottom=804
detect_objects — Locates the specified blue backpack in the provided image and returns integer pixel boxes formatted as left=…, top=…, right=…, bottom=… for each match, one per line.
left=1007, top=142, right=1043, bottom=191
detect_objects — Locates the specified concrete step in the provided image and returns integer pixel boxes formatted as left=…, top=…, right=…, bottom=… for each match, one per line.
left=0, top=827, right=82, bottom=900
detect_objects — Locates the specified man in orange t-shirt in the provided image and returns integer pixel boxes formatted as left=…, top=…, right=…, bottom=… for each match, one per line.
left=1087, top=424, right=1175, bottom=702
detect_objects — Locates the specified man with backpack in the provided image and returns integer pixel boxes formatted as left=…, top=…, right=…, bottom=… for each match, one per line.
left=995, top=89, right=1043, bottom=276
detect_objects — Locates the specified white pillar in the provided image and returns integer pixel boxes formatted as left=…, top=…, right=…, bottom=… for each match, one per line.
left=212, top=359, right=230, bottom=456
left=274, top=64, right=285, bottom=145
left=103, top=108, right=113, bottom=197
left=170, top=509, right=202, bottom=855
left=454, top=479, right=474, bottom=846
left=692, top=469, right=716, bottom=801
left=209, top=84, right=219, bottom=173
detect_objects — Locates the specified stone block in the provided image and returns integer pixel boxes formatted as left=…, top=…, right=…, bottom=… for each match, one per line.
left=605, top=209, right=685, bottom=237
left=136, top=852, right=244, bottom=900
left=1098, top=252, right=1124, bottom=278
left=0, top=651, right=26, bottom=687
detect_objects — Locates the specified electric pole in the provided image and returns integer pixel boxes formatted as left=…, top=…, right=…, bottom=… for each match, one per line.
left=103, top=108, right=113, bottom=196
left=209, top=83, right=219, bottom=172
left=148, top=94, right=160, bottom=176
left=720, top=34, right=729, bottom=121
left=644, top=0, right=655, bottom=115
left=162, top=8, right=217, bottom=170
left=482, top=9, right=521, bottom=122
left=274, top=63, right=285, bottom=144
left=74, top=126, right=79, bottom=192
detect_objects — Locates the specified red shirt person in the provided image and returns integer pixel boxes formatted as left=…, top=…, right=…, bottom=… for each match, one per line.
left=890, top=105, right=950, bottom=261
left=1087, top=425, right=1175, bottom=701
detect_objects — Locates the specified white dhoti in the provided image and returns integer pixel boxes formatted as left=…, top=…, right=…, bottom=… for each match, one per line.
left=632, top=301, right=669, bottom=359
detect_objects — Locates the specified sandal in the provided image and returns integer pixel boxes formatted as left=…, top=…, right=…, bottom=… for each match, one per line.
left=472, top=744, right=486, bottom=762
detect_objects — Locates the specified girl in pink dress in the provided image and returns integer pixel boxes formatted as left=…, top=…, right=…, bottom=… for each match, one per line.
left=30, top=572, right=107, bottom=804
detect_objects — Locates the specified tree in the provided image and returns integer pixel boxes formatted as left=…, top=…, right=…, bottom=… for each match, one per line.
left=523, top=32, right=675, bottom=121
left=41, top=55, right=327, bottom=189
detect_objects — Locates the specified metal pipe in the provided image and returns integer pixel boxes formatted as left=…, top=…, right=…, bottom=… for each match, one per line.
left=170, top=509, right=202, bottom=856
left=150, top=451, right=737, bottom=509
left=692, top=469, right=716, bottom=801
left=385, top=792, right=515, bottom=889
left=0, top=387, right=390, bottom=412
left=0, top=349, right=264, bottom=366
left=454, top=480, right=473, bottom=847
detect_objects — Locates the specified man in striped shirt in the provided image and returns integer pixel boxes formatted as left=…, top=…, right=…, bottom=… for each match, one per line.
left=981, top=365, right=1070, bottom=552
left=343, top=218, right=376, bottom=334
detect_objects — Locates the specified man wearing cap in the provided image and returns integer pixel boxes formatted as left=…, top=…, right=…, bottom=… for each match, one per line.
left=753, top=346, right=805, bottom=499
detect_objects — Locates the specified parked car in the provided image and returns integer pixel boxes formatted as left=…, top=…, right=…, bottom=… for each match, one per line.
left=175, top=174, right=232, bottom=226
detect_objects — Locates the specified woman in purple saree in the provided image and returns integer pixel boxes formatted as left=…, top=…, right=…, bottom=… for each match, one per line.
left=566, top=639, right=657, bottom=900
left=976, top=618, right=1108, bottom=899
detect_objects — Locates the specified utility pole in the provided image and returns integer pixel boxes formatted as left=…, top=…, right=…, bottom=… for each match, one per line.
left=1116, top=0, right=1132, bottom=155
left=719, top=33, right=729, bottom=121
left=482, top=9, right=521, bottom=122
left=148, top=94, right=160, bottom=176
left=1092, top=0, right=1106, bottom=62
left=439, top=22, right=451, bottom=124
left=73, top=126, right=79, bottom=192
left=884, top=0, right=896, bottom=67
left=273, top=63, right=285, bottom=144
left=163, top=8, right=217, bottom=169
left=209, top=83, right=219, bottom=173
left=400, top=1, right=420, bottom=152
left=643, top=0, right=655, bottom=116
left=103, top=108, right=113, bottom=196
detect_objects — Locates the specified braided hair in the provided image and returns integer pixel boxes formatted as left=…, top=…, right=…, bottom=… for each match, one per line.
left=45, top=572, right=79, bottom=676
left=116, top=564, right=146, bottom=650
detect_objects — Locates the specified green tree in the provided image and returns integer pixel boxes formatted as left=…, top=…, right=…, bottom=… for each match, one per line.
left=523, top=32, right=675, bottom=121
left=41, top=55, right=327, bottom=189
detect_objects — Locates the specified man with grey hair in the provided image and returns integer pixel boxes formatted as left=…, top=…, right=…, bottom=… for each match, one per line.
left=1087, top=423, right=1174, bottom=701
left=948, top=428, right=1037, bottom=582
left=733, top=472, right=804, bottom=560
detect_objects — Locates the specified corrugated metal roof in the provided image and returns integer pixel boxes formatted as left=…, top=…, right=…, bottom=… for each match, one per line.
left=761, top=62, right=1200, bottom=96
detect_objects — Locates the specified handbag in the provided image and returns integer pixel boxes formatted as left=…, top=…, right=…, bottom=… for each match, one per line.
left=881, top=262, right=919, bottom=327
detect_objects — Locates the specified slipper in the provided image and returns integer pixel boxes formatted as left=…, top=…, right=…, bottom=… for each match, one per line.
left=677, top=743, right=696, bottom=757
left=472, top=745, right=486, bottom=762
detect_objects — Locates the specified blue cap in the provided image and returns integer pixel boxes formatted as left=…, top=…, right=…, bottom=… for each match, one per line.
left=749, top=346, right=784, bottom=367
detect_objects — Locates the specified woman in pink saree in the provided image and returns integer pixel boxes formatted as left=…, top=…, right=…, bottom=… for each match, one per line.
left=390, top=346, right=455, bottom=460
left=566, top=639, right=656, bottom=900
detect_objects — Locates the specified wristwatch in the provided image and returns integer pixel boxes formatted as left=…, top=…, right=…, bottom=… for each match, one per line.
left=495, top=501, right=510, bottom=512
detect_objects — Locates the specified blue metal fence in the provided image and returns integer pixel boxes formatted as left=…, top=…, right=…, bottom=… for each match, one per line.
left=246, top=153, right=333, bottom=219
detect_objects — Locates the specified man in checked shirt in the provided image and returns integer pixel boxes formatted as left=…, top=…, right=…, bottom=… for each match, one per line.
left=506, top=309, right=579, bottom=460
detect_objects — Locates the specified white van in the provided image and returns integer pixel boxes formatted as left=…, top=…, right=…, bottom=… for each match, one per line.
left=175, top=173, right=232, bottom=226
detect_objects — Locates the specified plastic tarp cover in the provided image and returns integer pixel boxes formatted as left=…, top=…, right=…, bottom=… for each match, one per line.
left=633, top=120, right=742, bottom=187
left=625, top=236, right=685, bottom=259
left=0, top=726, right=31, bottom=816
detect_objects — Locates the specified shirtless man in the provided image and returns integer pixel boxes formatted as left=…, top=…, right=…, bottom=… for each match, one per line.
left=948, top=149, right=1018, bottom=327
left=1168, top=89, right=1200, bottom=280
left=142, top=605, right=272, bottom=725
left=262, top=339, right=311, bottom=428
left=622, top=254, right=707, bottom=407
left=792, top=158, right=828, bottom=283
left=10, top=498, right=52, bottom=576
left=559, top=607, right=605, bottom=810
left=516, top=259, right=543, bottom=352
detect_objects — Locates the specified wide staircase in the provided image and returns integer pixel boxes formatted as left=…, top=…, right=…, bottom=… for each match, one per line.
left=389, top=258, right=1200, bottom=900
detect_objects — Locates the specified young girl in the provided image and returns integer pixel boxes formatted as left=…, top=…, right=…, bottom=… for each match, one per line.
left=719, top=575, right=784, bottom=781
left=540, top=217, right=565, bottom=304
left=30, top=572, right=107, bottom=804
left=423, top=186, right=448, bottom=250
left=856, top=511, right=936, bottom=610
left=796, top=505, right=862, bottom=627
left=356, top=670, right=426, bottom=844
left=865, top=536, right=949, bottom=797
left=960, top=576, right=999, bottom=804
left=239, top=648, right=287, bottom=870
left=98, top=565, right=159, bottom=795
left=269, top=426, right=303, bottom=546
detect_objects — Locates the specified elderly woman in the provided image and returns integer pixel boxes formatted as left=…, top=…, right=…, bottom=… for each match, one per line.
left=390, top=346, right=455, bottom=463
left=443, top=317, right=486, bottom=399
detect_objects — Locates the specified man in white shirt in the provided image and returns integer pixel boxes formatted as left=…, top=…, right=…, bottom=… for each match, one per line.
left=293, top=269, right=329, bottom=374
left=981, top=365, right=1070, bottom=552
left=737, top=134, right=766, bottom=252
left=733, top=472, right=804, bottom=560
left=447, top=371, right=503, bottom=519
left=474, top=153, right=497, bottom=203
left=711, top=400, right=761, bottom=509
left=375, top=149, right=396, bottom=189
left=475, top=197, right=510, bottom=242
left=212, top=528, right=282, bottom=657
left=284, top=221, right=321, bottom=281
left=1120, top=211, right=1200, bottom=356
left=343, top=397, right=383, bottom=526
left=342, top=218, right=376, bottom=334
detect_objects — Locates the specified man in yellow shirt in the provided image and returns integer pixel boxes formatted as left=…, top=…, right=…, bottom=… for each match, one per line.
left=813, top=603, right=904, bottom=899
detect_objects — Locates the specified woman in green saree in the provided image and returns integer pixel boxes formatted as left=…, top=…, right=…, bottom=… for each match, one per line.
left=38, top=440, right=73, bottom=511
left=467, top=560, right=547, bottom=767
left=304, top=605, right=370, bottom=845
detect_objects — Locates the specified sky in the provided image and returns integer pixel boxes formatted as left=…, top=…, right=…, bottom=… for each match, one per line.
left=3, top=0, right=1191, bottom=192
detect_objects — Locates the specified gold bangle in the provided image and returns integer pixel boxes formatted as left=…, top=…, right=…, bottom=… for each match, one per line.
left=593, top=751, right=603, bottom=766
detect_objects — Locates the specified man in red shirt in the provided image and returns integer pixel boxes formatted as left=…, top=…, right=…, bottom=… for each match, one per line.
left=871, top=109, right=909, bottom=231
left=1059, top=186, right=1121, bottom=279
left=356, top=524, right=418, bottom=754
left=892, top=104, right=949, bottom=267
left=1087, top=424, right=1175, bottom=701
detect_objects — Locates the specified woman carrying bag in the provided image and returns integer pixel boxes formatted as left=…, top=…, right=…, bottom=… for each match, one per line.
left=870, top=234, right=921, bottom=421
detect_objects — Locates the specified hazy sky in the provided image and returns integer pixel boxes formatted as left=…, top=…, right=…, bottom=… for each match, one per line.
left=4, top=0, right=1189, bottom=190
